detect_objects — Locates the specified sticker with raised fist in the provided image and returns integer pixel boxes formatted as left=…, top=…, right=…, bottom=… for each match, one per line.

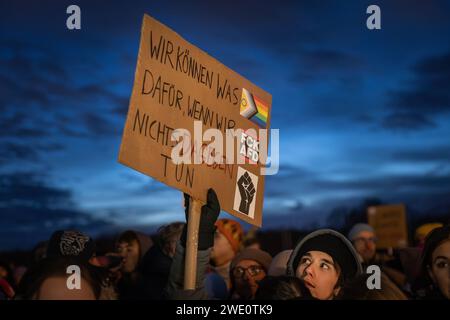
left=234, top=167, right=258, bottom=217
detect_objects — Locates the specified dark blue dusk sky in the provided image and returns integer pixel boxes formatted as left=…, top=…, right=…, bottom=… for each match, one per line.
left=1, top=0, right=450, bottom=250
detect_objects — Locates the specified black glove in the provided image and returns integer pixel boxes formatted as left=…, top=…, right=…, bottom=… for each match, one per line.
left=180, top=188, right=221, bottom=250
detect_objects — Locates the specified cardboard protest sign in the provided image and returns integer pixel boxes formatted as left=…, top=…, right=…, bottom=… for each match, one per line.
left=118, top=14, right=272, bottom=227
left=367, top=204, right=409, bottom=249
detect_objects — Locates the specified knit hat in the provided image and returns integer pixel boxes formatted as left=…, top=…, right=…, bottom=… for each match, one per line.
left=215, top=219, right=243, bottom=253
left=347, top=223, right=375, bottom=241
left=46, top=230, right=95, bottom=262
left=415, top=223, right=444, bottom=242
left=420, top=224, right=450, bottom=272
left=230, top=248, right=273, bottom=272
left=268, top=250, right=293, bottom=276
left=287, top=229, right=362, bottom=282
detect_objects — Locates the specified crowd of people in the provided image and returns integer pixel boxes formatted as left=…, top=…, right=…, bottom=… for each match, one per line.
left=0, top=189, right=449, bottom=300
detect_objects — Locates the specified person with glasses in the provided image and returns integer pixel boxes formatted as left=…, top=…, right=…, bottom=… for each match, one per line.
left=348, top=223, right=378, bottom=265
left=348, top=223, right=408, bottom=294
left=229, top=248, right=272, bottom=300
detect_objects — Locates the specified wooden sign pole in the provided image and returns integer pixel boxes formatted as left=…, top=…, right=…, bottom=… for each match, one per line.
left=184, top=198, right=202, bottom=290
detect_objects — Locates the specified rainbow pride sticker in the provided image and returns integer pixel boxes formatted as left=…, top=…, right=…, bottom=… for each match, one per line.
left=239, top=88, right=268, bottom=128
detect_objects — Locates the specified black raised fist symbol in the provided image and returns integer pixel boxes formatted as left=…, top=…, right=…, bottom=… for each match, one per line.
left=237, top=171, right=256, bottom=214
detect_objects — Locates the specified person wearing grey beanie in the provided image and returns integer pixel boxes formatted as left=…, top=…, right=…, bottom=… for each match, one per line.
left=287, top=229, right=362, bottom=300
left=347, top=223, right=377, bottom=264
left=348, top=224, right=410, bottom=295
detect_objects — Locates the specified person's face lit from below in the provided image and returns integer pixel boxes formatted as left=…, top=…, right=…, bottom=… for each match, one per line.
left=428, top=239, right=450, bottom=300
left=296, top=251, right=340, bottom=300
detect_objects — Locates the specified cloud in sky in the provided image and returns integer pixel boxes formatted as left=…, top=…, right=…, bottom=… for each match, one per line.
left=383, top=51, right=450, bottom=130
